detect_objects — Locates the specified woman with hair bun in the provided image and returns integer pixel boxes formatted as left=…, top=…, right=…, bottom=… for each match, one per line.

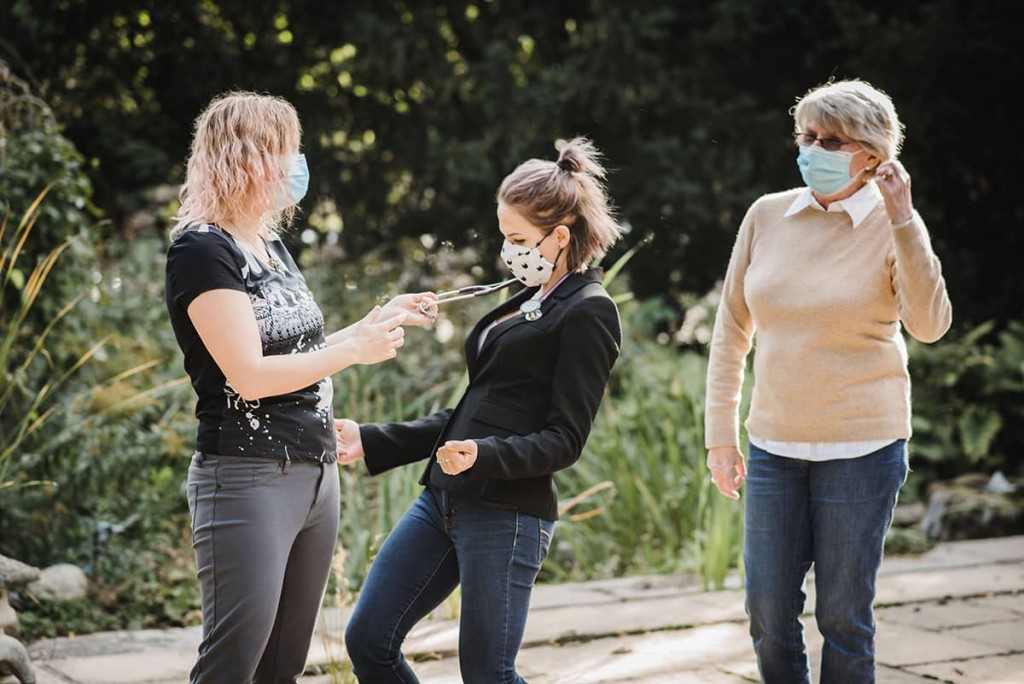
left=338, top=137, right=624, bottom=683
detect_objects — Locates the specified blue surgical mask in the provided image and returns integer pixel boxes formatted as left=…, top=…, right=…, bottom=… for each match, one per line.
left=796, top=144, right=856, bottom=196
left=275, top=153, right=309, bottom=209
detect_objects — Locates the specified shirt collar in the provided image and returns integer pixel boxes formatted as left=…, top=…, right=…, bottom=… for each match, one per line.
left=784, top=182, right=881, bottom=229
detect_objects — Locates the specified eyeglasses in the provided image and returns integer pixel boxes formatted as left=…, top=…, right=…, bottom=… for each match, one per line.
left=417, top=277, right=519, bottom=317
left=792, top=132, right=862, bottom=152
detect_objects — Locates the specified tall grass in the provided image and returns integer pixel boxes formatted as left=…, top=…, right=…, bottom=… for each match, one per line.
left=0, top=187, right=105, bottom=488
left=552, top=336, right=745, bottom=589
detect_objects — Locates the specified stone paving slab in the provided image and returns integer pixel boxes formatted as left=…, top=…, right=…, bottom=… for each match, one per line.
left=878, top=536, right=1024, bottom=574
left=874, top=621, right=1010, bottom=667
left=876, top=595, right=1022, bottom=630
left=410, top=623, right=756, bottom=684
left=941, top=621, right=1024, bottom=652
left=904, top=652, right=1024, bottom=683
left=41, top=649, right=195, bottom=684
left=11, top=535, right=1024, bottom=684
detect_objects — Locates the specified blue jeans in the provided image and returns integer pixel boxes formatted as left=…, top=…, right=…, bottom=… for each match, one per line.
left=744, top=440, right=908, bottom=684
left=345, top=487, right=555, bottom=683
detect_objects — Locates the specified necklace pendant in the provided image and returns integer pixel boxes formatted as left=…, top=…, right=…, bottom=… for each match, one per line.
left=520, top=299, right=543, bottom=322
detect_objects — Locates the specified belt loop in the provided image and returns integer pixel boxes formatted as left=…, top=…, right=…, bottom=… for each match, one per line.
left=194, top=451, right=206, bottom=466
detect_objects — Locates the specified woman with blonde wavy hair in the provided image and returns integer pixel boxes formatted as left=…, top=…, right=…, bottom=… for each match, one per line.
left=164, top=90, right=437, bottom=683
left=337, top=137, right=623, bottom=683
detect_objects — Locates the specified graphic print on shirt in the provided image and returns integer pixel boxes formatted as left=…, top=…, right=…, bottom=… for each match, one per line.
left=225, top=245, right=333, bottom=458
left=219, top=270, right=331, bottom=448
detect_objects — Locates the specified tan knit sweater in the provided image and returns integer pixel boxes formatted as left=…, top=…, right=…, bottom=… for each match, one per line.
left=704, top=187, right=952, bottom=448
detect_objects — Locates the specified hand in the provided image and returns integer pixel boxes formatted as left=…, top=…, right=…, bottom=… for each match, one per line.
left=436, top=439, right=478, bottom=475
left=335, top=418, right=364, bottom=464
left=380, top=292, right=439, bottom=327
left=875, top=160, right=915, bottom=225
left=706, top=446, right=746, bottom=500
left=349, top=306, right=407, bottom=365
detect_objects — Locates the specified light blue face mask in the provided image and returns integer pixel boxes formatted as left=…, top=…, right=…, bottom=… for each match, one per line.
left=275, top=153, right=309, bottom=209
left=796, top=144, right=856, bottom=196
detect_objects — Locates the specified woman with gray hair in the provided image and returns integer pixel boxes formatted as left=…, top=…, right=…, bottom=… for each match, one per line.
left=704, top=79, right=951, bottom=683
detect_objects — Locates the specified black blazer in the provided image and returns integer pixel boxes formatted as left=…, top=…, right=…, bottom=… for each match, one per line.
left=360, top=268, right=622, bottom=521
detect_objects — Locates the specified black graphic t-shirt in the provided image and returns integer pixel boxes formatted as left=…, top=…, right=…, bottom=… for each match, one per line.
left=164, top=224, right=336, bottom=463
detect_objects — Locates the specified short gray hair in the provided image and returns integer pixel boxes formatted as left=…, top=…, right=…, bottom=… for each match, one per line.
left=791, top=78, right=904, bottom=161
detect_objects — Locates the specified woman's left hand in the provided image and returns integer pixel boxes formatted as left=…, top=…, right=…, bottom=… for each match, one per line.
left=436, top=439, right=478, bottom=475
left=875, top=160, right=915, bottom=225
left=380, top=292, right=438, bottom=327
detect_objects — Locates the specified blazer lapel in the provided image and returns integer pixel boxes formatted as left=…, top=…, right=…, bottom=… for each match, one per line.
left=477, top=269, right=602, bottom=355
left=465, top=284, right=535, bottom=374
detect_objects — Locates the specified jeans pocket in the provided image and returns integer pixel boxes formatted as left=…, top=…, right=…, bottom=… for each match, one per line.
left=187, top=484, right=199, bottom=545
left=213, top=459, right=284, bottom=490
left=538, top=520, right=555, bottom=565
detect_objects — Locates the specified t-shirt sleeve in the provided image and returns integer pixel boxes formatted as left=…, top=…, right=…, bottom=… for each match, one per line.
left=165, top=230, right=247, bottom=311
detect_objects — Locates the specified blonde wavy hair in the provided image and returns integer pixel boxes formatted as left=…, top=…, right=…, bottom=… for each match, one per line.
left=497, top=137, right=622, bottom=272
left=171, top=91, right=301, bottom=239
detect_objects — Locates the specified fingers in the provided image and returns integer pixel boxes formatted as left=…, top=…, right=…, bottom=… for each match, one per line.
left=435, top=441, right=476, bottom=475
left=381, top=312, right=407, bottom=330
left=709, top=466, right=742, bottom=500
left=706, top=446, right=745, bottom=500
left=876, top=160, right=910, bottom=186
left=443, top=439, right=475, bottom=453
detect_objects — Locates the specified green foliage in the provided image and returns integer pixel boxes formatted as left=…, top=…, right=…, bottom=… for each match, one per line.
left=0, top=60, right=98, bottom=329
left=0, top=189, right=103, bottom=488
left=1, top=2, right=1019, bottom=324
left=905, top=320, right=1024, bottom=497
left=0, top=60, right=106, bottom=489
left=551, top=290, right=745, bottom=590
left=0, top=234, right=200, bottom=638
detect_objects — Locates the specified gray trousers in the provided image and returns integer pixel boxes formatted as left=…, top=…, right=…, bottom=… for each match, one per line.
left=186, top=452, right=340, bottom=684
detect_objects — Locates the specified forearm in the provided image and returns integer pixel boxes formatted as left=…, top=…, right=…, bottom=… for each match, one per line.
left=325, top=324, right=356, bottom=347
left=361, top=409, right=453, bottom=474
left=234, top=340, right=360, bottom=400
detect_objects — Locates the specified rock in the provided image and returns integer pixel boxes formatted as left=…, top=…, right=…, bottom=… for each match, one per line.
left=0, top=556, right=40, bottom=636
left=27, top=564, right=88, bottom=602
left=0, top=633, right=35, bottom=684
left=0, top=558, right=39, bottom=590
left=892, top=501, right=927, bottom=527
left=919, top=472, right=1024, bottom=541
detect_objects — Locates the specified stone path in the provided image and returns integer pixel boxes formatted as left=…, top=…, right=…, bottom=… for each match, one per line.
left=13, top=535, right=1024, bottom=683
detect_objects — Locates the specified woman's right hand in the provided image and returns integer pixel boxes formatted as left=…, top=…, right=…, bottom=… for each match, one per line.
left=349, top=306, right=407, bottom=365
left=706, top=446, right=747, bottom=500
left=335, top=418, right=365, bottom=464
left=380, top=292, right=439, bottom=327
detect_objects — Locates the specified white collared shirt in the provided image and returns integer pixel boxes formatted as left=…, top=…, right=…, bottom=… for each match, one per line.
left=750, top=181, right=894, bottom=462
left=783, top=182, right=882, bottom=229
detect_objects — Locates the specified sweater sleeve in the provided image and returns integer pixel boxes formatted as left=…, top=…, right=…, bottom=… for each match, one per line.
left=890, top=212, right=953, bottom=343
left=704, top=201, right=758, bottom=449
